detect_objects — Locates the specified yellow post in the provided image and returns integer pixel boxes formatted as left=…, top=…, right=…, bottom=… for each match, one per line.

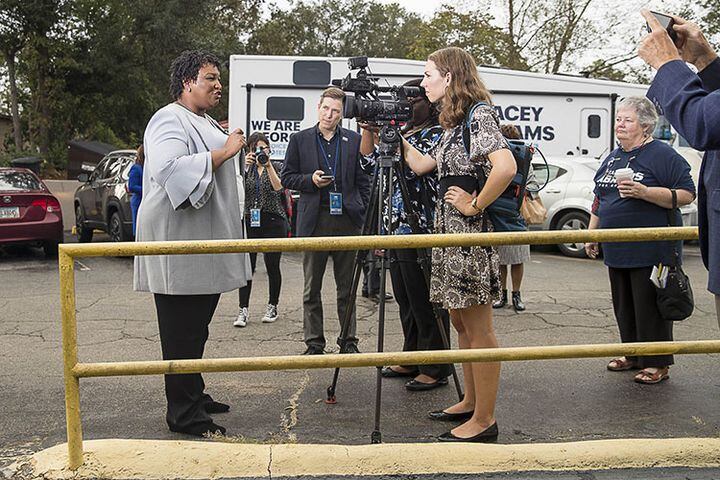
left=59, top=248, right=83, bottom=470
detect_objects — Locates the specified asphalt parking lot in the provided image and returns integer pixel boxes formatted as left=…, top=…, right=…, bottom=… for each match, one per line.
left=1, top=234, right=719, bottom=478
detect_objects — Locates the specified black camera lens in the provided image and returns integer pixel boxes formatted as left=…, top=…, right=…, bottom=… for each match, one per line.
left=255, top=148, right=269, bottom=165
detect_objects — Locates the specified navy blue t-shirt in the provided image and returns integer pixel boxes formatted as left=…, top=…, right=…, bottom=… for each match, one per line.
left=593, top=141, right=695, bottom=268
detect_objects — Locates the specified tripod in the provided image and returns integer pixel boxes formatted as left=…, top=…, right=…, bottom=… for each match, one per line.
left=325, top=123, right=463, bottom=444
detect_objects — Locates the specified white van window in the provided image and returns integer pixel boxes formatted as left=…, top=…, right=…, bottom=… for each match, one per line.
left=293, top=60, right=331, bottom=85
left=267, top=97, right=305, bottom=121
left=587, top=115, right=601, bottom=139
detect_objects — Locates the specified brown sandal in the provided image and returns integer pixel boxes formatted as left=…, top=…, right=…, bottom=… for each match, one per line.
left=634, top=367, right=670, bottom=384
left=607, top=357, right=637, bottom=371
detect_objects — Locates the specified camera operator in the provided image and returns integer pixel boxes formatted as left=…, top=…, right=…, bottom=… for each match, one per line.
left=281, top=87, right=370, bottom=355
left=358, top=78, right=450, bottom=391
left=639, top=10, right=720, bottom=330
left=233, top=132, right=288, bottom=328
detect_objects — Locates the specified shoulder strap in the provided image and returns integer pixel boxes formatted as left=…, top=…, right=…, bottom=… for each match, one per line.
left=462, top=101, right=488, bottom=155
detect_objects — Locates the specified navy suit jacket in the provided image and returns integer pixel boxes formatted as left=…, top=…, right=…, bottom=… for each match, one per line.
left=281, top=125, right=370, bottom=237
left=648, top=58, right=720, bottom=294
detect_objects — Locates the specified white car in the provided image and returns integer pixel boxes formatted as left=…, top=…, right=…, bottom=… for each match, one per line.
left=530, top=156, right=697, bottom=258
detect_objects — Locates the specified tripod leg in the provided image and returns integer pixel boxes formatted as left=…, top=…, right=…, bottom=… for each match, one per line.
left=326, top=164, right=381, bottom=404
left=371, top=167, right=393, bottom=444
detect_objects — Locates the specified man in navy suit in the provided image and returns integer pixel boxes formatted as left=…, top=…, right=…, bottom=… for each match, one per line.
left=640, top=10, right=720, bottom=328
left=282, top=87, right=370, bottom=354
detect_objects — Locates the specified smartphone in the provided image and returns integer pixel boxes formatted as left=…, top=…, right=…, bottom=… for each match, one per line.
left=647, top=11, right=678, bottom=43
left=319, top=174, right=334, bottom=181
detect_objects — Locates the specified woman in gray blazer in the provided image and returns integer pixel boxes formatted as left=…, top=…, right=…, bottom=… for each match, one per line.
left=134, top=50, right=251, bottom=437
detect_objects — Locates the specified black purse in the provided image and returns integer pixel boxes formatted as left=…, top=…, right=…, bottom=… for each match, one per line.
left=655, top=190, right=694, bottom=321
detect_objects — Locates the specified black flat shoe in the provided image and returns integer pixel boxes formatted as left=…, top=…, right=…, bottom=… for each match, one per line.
left=405, top=377, right=448, bottom=391
left=170, top=421, right=226, bottom=437
left=381, top=366, right=417, bottom=378
left=437, top=422, right=498, bottom=443
left=428, top=409, right=474, bottom=422
left=204, top=401, right=230, bottom=414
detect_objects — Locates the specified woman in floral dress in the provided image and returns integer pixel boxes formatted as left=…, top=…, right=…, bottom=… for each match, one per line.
left=402, top=47, right=517, bottom=442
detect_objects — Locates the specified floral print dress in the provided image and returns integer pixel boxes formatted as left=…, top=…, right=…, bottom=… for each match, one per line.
left=428, top=104, right=507, bottom=310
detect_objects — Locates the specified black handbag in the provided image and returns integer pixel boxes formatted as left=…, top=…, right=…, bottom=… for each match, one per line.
left=655, top=190, right=694, bottom=321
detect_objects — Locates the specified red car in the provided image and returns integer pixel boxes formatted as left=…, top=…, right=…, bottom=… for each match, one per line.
left=0, top=167, right=63, bottom=257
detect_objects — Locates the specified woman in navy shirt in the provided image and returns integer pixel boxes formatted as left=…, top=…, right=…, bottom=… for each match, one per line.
left=586, top=96, right=695, bottom=384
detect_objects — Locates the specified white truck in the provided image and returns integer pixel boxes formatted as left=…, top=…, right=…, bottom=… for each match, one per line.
left=228, top=55, right=676, bottom=162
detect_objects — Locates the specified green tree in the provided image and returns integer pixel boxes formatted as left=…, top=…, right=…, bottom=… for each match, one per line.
left=246, top=0, right=423, bottom=58
left=408, top=5, right=522, bottom=68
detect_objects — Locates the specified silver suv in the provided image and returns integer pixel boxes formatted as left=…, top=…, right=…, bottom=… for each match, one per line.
left=73, top=150, right=136, bottom=242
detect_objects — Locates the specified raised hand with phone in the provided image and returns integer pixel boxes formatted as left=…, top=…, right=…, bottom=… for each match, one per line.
left=639, top=10, right=718, bottom=71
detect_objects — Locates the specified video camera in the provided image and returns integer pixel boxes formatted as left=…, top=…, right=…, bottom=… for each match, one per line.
left=332, top=56, right=421, bottom=124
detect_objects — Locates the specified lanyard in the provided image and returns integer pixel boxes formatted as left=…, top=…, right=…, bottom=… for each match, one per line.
left=253, top=166, right=261, bottom=208
left=317, top=134, right=341, bottom=190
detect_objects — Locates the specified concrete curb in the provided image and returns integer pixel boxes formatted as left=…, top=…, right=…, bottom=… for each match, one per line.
left=29, top=438, right=720, bottom=479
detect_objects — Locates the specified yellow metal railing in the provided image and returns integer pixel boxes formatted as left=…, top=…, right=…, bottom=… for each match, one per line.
left=59, top=226, right=720, bottom=470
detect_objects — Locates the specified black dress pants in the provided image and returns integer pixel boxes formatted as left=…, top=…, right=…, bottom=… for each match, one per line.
left=608, top=266, right=674, bottom=368
left=389, top=248, right=451, bottom=379
left=239, top=213, right=288, bottom=307
left=154, top=293, right=221, bottom=431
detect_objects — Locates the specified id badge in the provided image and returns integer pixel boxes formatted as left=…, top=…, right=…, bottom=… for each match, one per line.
left=329, top=192, right=343, bottom=215
left=250, top=208, right=261, bottom=227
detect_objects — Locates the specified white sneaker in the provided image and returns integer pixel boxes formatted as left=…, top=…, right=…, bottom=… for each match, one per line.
left=233, top=307, right=249, bottom=327
left=262, top=304, right=278, bottom=323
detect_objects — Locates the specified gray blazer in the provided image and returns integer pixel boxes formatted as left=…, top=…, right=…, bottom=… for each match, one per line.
left=134, top=103, right=251, bottom=295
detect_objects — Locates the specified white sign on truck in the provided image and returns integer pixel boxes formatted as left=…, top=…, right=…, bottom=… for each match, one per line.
left=228, top=55, right=672, bottom=161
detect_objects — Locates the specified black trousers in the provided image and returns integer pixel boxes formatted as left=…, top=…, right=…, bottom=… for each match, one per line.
left=608, top=266, right=674, bottom=368
left=239, top=213, right=288, bottom=307
left=389, top=248, right=451, bottom=379
left=154, top=293, right=221, bottom=431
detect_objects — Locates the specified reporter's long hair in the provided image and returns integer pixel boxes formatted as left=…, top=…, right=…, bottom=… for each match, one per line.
left=428, top=47, right=493, bottom=130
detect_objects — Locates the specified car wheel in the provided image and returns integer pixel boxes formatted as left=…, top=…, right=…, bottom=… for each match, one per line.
left=75, top=204, right=93, bottom=243
left=108, top=211, right=128, bottom=242
left=43, top=241, right=59, bottom=257
left=555, top=211, right=590, bottom=258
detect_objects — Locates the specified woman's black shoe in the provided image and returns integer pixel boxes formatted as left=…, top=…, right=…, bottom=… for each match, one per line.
left=170, top=421, right=226, bottom=437
left=492, top=290, right=507, bottom=309
left=437, top=422, right=498, bottom=443
left=405, top=377, right=448, bottom=391
left=428, top=409, right=474, bottom=422
left=203, top=401, right=230, bottom=414
left=512, top=291, right=525, bottom=312
left=381, top=366, right=417, bottom=378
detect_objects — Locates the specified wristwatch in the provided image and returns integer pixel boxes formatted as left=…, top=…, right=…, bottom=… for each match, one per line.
left=470, top=196, right=483, bottom=214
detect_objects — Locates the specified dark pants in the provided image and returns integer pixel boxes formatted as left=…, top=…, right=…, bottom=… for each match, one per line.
left=238, top=213, right=288, bottom=307
left=389, top=248, right=451, bottom=379
left=362, top=250, right=381, bottom=295
left=608, top=266, right=674, bottom=368
left=303, top=209, right=360, bottom=349
left=154, top=293, right=221, bottom=431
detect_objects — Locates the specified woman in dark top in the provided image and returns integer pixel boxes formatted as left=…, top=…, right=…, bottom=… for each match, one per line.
left=128, top=145, right=144, bottom=237
left=359, top=78, right=451, bottom=391
left=234, top=132, right=288, bottom=327
left=586, top=96, right=695, bottom=384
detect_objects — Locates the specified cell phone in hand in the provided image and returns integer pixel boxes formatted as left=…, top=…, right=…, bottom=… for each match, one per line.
left=319, top=174, right=334, bottom=181
left=647, top=11, right=678, bottom=43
